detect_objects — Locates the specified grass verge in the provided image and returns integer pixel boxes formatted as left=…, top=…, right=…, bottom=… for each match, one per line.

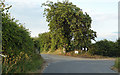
left=41, top=49, right=116, bottom=59
left=113, top=58, right=120, bottom=72
left=2, top=54, right=44, bottom=73
left=26, top=54, right=44, bottom=73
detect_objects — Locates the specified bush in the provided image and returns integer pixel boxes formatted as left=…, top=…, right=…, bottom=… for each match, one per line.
left=2, top=15, right=34, bottom=56
left=89, top=39, right=117, bottom=57
left=1, top=1, right=43, bottom=73
left=115, top=38, right=120, bottom=57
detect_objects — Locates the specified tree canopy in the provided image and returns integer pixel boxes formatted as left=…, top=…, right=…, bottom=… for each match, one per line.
left=42, top=0, right=97, bottom=51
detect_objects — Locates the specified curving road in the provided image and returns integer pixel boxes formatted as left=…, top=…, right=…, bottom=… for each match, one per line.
left=41, top=54, right=118, bottom=74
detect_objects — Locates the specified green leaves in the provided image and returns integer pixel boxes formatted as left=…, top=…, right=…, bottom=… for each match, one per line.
left=2, top=1, right=34, bottom=56
left=42, top=0, right=97, bottom=51
left=89, top=39, right=120, bottom=57
left=38, top=32, right=51, bottom=51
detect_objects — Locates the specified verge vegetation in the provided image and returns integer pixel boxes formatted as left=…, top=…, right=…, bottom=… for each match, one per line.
left=1, top=0, right=44, bottom=73
left=114, top=58, right=120, bottom=72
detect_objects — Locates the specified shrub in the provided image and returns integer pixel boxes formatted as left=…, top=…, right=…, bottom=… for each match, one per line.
left=89, top=39, right=117, bottom=57
left=1, top=1, right=43, bottom=73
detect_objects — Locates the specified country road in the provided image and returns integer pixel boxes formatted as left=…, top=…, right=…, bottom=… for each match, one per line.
left=41, top=54, right=119, bottom=74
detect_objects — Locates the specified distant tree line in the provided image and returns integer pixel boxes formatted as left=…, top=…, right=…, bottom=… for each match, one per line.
left=89, top=39, right=120, bottom=57
left=38, top=31, right=120, bottom=57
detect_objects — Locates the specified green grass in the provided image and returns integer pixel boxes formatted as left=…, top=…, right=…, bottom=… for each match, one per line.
left=114, top=58, right=120, bottom=72
left=19, top=54, right=44, bottom=73
left=22, top=54, right=44, bottom=73
left=2, top=54, right=44, bottom=73
left=27, top=54, right=44, bottom=72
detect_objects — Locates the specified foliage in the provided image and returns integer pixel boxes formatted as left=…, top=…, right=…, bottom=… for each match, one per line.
left=89, top=39, right=119, bottom=57
left=42, top=0, right=97, bottom=51
left=1, top=0, right=43, bottom=73
left=32, top=37, right=40, bottom=53
left=115, top=38, right=120, bottom=57
left=38, top=32, right=51, bottom=52
left=2, top=52, right=43, bottom=73
left=2, top=1, right=34, bottom=57
left=2, top=52, right=29, bottom=73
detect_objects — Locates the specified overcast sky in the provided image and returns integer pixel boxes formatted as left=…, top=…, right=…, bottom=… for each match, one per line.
left=6, top=0, right=119, bottom=42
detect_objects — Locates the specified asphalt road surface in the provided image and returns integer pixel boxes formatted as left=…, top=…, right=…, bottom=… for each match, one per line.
left=41, top=54, right=119, bottom=74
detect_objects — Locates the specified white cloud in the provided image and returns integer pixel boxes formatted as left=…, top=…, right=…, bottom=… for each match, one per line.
left=92, top=13, right=117, bottom=21
left=96, top=32, right=118, bottom=41
left=97, top=32, right=117, bottom=37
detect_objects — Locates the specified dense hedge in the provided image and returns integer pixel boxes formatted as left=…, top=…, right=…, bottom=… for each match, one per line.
left=2, top=13, right=34, bottom=56
left=1, top=1, right=42, bottom=73
left=89, top=39, right=120, bottom=57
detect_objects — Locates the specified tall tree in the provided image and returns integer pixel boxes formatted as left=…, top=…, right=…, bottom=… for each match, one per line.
left=42, top=0, right=97, bottom=51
